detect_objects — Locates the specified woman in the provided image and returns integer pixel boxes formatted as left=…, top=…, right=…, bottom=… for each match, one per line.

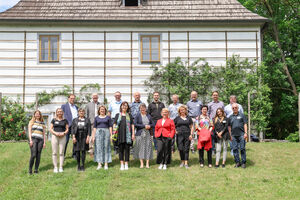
left=155, top=108, right=175, bottom=170
left=195, top=105, right=214, bottom=168
left=133, top=103, right=154, bottom=169
left=113, top=101, right=135, bottom=171
left=214, top=108, right=230, bottom=168
left=72, top=108, right=91, bottom=171
left=50, top=108, right=69, bottom=173
left=174, top=105, right=193, bottom=169
left=28, top=110, right=46, bottom=174
left=92, top=105, right=112, bottom=170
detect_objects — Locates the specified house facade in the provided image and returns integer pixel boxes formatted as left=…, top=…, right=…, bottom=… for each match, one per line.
left=0, top=0, right=269, bottom=111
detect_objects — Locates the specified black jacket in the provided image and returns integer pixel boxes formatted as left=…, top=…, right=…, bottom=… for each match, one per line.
left=147, top=101, right=165, bottom=121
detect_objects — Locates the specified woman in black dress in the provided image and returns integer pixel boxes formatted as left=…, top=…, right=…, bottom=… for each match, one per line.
left=113, top=101, right=135, bottom=171
left=72, top=108, right=91, bottom=171
left=174, top=105, right=194, bottom=169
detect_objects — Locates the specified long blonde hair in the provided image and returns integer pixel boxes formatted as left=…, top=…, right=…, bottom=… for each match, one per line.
left=29, top=110, right=44, bottom=125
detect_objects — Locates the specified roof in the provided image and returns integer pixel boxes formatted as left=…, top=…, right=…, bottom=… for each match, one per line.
left=0, top=0, right=269, bottom=23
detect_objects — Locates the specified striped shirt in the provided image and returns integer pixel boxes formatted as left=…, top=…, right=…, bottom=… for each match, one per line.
left=31, top=121, right=45, bottom=139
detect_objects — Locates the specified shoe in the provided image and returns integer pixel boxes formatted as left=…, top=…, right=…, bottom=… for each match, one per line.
left=53, top=167, right=58, bottom=173
left=104, top=165, right=108, bottom=170
left=158, top=164, right=163, bottom=170
left=59, top=167, right=63, bottom=173
left=234, top=163, right=241, bottom=168
left=163, top=164, right=167, bottom=170
left=241, top=164, right=246, bottom=169
left=34, top=170, right=38, bottom=174
left=184, top=164, right=189, bottom=169
left=120, top=164, right=125, bottom=171
left=29, top=170, right=33, bottom=175
left=124, top=164, right=129, bottom=170
left=215, top=165, right=219, bottom=168
left=222, top=164, right=225, bottom=168
left=81, top=166, right=85, bottom=171
left=97, top=164, right=102, bottom=170
left=179, top=163, right=184, bottom=168
left=200, top=164, right=204, bottom=168
left=208, top=164, right=212, bottom=168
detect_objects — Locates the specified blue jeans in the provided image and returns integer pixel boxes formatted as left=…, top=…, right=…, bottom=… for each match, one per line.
left=232, top=135, right=246, bottom=164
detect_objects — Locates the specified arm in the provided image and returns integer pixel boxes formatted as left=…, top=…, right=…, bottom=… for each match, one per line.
left=149, top=116, right=155, bottom=128
left=134, top=115, right=145, bottom=129
left=189, top=120, right=194, bottom=140
left=131, top=124, right=135, bottom=141
left=170, top=120, right=176, bottom=138
left=43, top=124, right=46, bottom=148
left=86, top=119, right=91, bottom=144
left=244, top=124, right=248, bottom=139
left=28, top=122, right=33, bottom=147
left=49, top=123, right=56, bottom=136
left=92, top=128, right=96, bottom=143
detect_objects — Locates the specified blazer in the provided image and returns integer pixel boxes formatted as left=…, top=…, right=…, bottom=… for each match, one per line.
left=85, top=101, right=101, bottom=125
left=134, top=114, right=155, bottom=136
left=155, top=118, right=175, bottom=139
left=61, top=103, right=78, bottom=126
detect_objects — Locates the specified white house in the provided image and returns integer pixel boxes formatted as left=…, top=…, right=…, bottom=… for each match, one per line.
left=0, top=0, right=269, bottom=111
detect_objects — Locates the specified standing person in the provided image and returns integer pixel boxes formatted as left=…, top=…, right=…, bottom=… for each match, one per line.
left=148, top=92, right=165, bottom=151
left=72, top=108, right=91, bottom=172
left=92, top=106, right=113, bottom=170
left=155, top=108, right=175, bottom=170
left=228, top=103, right=248, bottom=168
left=174, top=105, right=193, bottom=169
left=195, top=105, right=214, bottom=168
left=224, top=95, right=244, bottom=155
left=50, top=108, right=69, bottom=173
left=61, top=94, right=78, bottom=157
left=28, top=110, right=46, bottom=174
left=213, top=108, right=230, bottom=168
left=130, top=92, right=143, bottom=120
left=108, top=91, right=122, bottom=154
left=186, top=91, right=203, bottom=154
left=85, top=93, right=101, bottom=155
left=113, top=101, right=135, bottom=170
left=168, top=94, right=182, bottom=153
left=133, top=103, right=154, bottom=168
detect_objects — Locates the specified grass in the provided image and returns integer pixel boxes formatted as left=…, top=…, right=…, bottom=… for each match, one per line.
left=0, top=142, right=300, bottom=200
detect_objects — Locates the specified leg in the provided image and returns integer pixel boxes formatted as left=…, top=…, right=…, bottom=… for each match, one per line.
left=104, top=129, right=112, bottom=163
left=240, top=136, right=246, bottom=164
left=81, top=151, right=86, bottom=169
left=119, top=143, right=125, bottom=162
left=59, top=136, right=66, bottom=169
left=232, top=136, right=240, bottom=164
left=184, top=134, right=191, bottom=164
left=164, top=138, right=172, bottom=165
left=156, top=137, right=164, bottom=164
left=199, top=147, right=204, bottom=165
left=124, top=143, right=130, bottom=163
left=51, top=135, right=58, bottom=168
left=76, top=151, right=81, bottom=169
left=229, top=140, right=234, bottom=155
left=29, top=138, right=38, bottom=173
left=215, top=139, right=221, bottom=165
left=207, top=148, right=212, bottom=166
left=64, top=131, right=70, bottom=157
left=34, top=138, right=44, bottom=172
left=222, top=139, right=228, bottom=164
left=211, top=134, right=215, bottom=154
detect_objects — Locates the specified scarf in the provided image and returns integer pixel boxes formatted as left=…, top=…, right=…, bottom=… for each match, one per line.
left=114, top=113, right=132, bottom=144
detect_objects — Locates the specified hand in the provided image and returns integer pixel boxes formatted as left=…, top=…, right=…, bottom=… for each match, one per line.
left=73, top=137, right=76, bottom=144
left=43, top=143, right=46, bottom=149
left=29, top=140, right=33, bottom=147
left=132, top=135, right=135, bottom=141
left=59, top=132, right=64, bottom=137
left=230, top=136, right=232, bottom=141
left=244, top=133, right=248, bottom=140
left=218, top=133, right=222, bottom=138
left=86, top=136, right=90, bottom=144
left=110, top=135, right=113, bottom=142
left=189, top=135, right=193, bottom=141
left=145, top=125, right=150, bottom=130
left=92, top=136, right=95, bottom=144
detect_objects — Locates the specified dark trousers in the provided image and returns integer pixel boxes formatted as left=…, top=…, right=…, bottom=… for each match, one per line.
left=153, top=120, right=158, bottom=150
left=211, top=134, right=216, bottom=153
left=64, top=128, right=76, bottom=157
left=156, top=136, right=172, bottom=165
left=177, top=133, right=190, bottom=161
left=232, top=135, right=246, bottom=164
left=199, top=147, right=212, bottom=165
left=119, top=143, right=130, bottom=162
left=76, top=151, right=86, bottom=168
left=171, top=135, right=176, bottom=152
left=29, top=137, right=44, bottom=172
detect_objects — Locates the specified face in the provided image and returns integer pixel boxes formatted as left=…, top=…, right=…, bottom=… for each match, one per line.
left=212, top=92, right=219, bottom=101
left=191, top=92, right=197, bottom=100
left=202, top=107, right=208, bottom=115
left=68, top=95, right=75, bottom=104
left=134, top=93, right=141, bottom=102
left=34, top=111, right=41, bottom=120
left=140, top=106, right=146, bottom=113
left=217, top=109, right=222, bottom=117
left=92, top=95, right=98, bottom=103
left=153, top=93, right=159, bottom=101
left=56, top=109, right=63, bottom=117
left=172, top=96, right=178, bottom=104
left=115, top=92, right=121, bottom=101
left=79, top=110, right=85, bottom=117
left=232, top=105, right=239, bottom=114
left=179, top=108, right=186, bottom=116
left=121, top=103, right=128, bottom=111
left=99, top=107, right=106, bottom=115
left=230, top=96, right=237, bottom=104
left=162, top=110, right=169, bottom=118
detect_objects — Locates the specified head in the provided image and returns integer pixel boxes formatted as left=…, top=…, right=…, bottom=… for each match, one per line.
left=161, top=108, right=169, bottom=119
left=133, top=92, right=141, bottom=102
left=78, top=108, right=85, bottom=118
left=229, top=95, right=237, bottom=104
left=68, top=94, right=75, bottom=105
left=139, top=103, right=147, bottom=114
left=153, top=92, right=160, bottom=102
left=120, top=101, right=130, bottom=113
left=190, top=91, right=198, bottom=101
left=216, top=108, right=225, bottom=118
left=31, top=110, right=44, bottom=123
left=178, top=105, right=188, bottom=117
left=201, top=105, right=208, bottom=115
left=172, top=94, right=179, bottom=104
left=114, top=91, right=121, bottom=101
left=92, top=93, right=99, bottom=103
left=232, top=103, right=239, bottom=114
left=212, top=91, right=219, bottom=102
left=98, top=105, right=107, bottom=116
left=55, top=108, right=64, bottom=119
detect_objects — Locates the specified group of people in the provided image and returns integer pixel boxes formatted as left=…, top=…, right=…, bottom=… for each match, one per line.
left=27, top=90, right=248, bottom=174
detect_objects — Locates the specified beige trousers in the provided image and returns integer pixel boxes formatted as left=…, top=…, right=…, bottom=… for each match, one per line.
left=51, top=135, right=66, bottom=168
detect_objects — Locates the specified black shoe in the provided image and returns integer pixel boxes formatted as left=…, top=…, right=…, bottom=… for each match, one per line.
left=215, top=165, right=219, bottom=168
left=234, top=163, right=241, bottom=168
left=34, top=170, right=38, bottom=174
left=77, top=166, right=81, bottom=172
left=29, top=170, right=33, bottom=175
left=81, top=166, right=85, bottom=171
left=222, top=164, right=225, bottom=168
left=241, top=164, right=246, bottom=169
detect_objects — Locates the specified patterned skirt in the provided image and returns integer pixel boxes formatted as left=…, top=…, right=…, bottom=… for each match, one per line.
left=133, top=129, right=153, bottom=160
left=94, top=128, right=112, bottom=163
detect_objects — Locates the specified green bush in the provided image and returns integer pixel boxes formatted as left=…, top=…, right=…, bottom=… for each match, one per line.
left=285, top=132, right=299, bottom=142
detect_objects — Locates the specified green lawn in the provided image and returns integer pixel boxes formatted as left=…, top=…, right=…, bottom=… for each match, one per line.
left=0, top=142, right=299, bottom=200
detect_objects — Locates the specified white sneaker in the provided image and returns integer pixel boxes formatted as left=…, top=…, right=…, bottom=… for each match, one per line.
left=97, top=165, right=102, bottom=170
left=124, top=164, right=129, bottom=170
left=158, top=164, right=163, bottom=170
left=163, top=164, right=167, bottom=170
left=120, top=164, right=125, bottom=171
left=104, top=165, right=108, bottom=170
left=59, top=167, right=63, bottom=173
left=53, top=167, right=58, bottom=173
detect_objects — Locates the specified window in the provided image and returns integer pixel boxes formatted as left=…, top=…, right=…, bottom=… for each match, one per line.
left=39, top=35, right=59, bottom=62
left=124, top=0, right=139, bottom=6
left=140, top=35, right=160, bottom=63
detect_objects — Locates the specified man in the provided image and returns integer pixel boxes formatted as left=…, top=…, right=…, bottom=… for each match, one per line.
left=168, top=94, right=182, bottom=153
left=130, top=92, right=143, bottom=120
left=186, top=91, right=202, bottom=153
left=228, top=103, right=248, bottom=168
left=224, top=95, right=244, bottom=155
left=207, top=91, right=224, bottom=154
left=85, top=93, right=101, bottom=155
left=148, top=91, right=165, bottom=151
left=108, top=91, right=122, bottom=154
left=61, top=94, right=78, bottom=157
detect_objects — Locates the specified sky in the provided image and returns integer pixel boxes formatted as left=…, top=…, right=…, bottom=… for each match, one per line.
left=0, top=0, right=20, bottom=12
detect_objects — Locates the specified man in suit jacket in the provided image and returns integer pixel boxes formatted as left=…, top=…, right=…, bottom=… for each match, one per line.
left=85, top=93, right=101, bottom=154
left=61, top=94, right=78, bottom=157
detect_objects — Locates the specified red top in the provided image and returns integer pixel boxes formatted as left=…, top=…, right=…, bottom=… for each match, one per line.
left=155, top=118, right=176, bottom=138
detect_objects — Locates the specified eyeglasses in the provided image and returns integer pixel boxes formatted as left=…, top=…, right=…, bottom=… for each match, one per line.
left=232, top=107, right=238, bottom=109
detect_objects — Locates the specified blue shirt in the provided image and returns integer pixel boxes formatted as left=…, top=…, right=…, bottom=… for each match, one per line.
left=108, top=100, right=122, bottom=119
left=130, top=101, right=143, bottom=119
left=224, top=103, right=244, bottom=117
left=228, top=112, right=247, bottom=136
left=168, top=103, right=182, bottom=120
left=186, top=99, right=203, bottom=118
left=208, top=101, right=224, bottom=119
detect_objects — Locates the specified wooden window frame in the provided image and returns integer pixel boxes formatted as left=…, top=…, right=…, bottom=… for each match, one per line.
left=140, top=35, right=161, bottom=63
left=39, top=35, right=59, bottom=63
